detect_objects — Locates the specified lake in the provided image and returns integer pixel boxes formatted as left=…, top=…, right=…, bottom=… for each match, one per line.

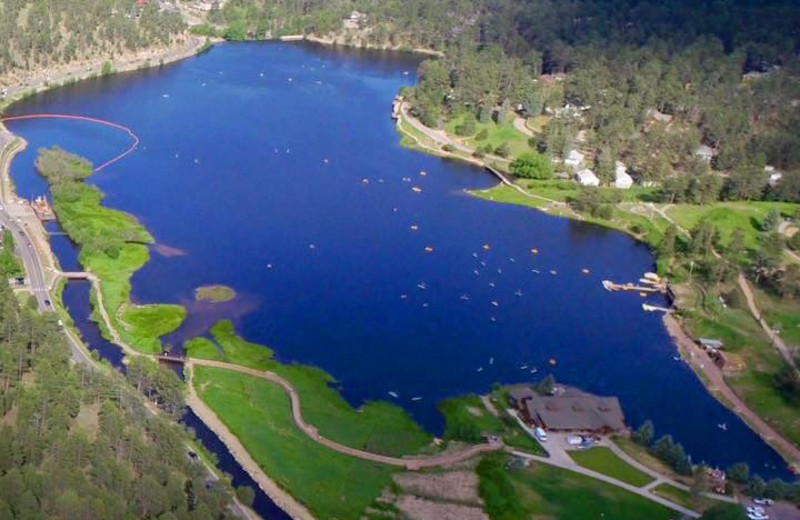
left=5, top=41, right=790, bottom=479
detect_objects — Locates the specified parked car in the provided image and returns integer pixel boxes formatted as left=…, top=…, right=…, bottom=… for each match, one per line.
left=753, top=498, right=774, bottom=506
left=534, top=427, right=547, bottom=442
left=748, top=513, right=769, bottom=520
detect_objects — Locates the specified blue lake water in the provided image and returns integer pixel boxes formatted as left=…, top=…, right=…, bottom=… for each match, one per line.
left=4, top=41, right=791, bottom=479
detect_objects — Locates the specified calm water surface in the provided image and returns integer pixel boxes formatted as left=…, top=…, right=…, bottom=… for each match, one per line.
left=5, top=42, right=790, bottom=478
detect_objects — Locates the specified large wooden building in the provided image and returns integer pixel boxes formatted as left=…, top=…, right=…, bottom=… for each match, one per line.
left=510, top=386, right=626, bottom=434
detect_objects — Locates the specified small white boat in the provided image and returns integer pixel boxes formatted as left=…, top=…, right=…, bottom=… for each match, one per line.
left=509, top=257, right=516, bottom=263
left=497, top=268, right=503, bottom=274
left=460, top=294, right=470, bottom=300
left=530, top=367, right=538, bottom=374
left=388, top=391, right=399, bottom=398
left=718, top=423, right=727, bottom=431
left=422, top=303, right=429, bottom=308
left=473, top=270, right=479, bottom=276
left=491, top=301, right=499, bottom=307
left=481, top=261, right=487, bottom=267
left=476, top=367, right=483, bottom=372
left=490, top=317, right=496, bottom=322
left=520, top=365, right=528, bottom=370
left=411, top=396, right=422, bottom=401
left=488, top=282, right=496, bottom=288
left=417, top=282, right=427, bottom=290
left=489, top=357, right=494, bottom=365
left=550, top=270, right=557, bottom=275
left=515, top=289, right=523, bottom=297
left=400, top=294, right=408, bottom=299
left=531, top=269, right=541, bottom=274
left=472, top=252, right=478, bottom=258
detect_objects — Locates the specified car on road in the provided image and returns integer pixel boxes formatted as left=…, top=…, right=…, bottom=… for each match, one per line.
left=534, top=427, right=547, bottom=442
left=754, top=499, right=774, bottom=506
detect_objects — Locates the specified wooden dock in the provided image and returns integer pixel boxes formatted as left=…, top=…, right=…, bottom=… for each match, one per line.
left=602, top=280, right=661, bottom=293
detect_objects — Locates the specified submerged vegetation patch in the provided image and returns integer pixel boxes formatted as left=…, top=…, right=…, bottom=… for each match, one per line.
left=195, top=284, right=236, bottom=302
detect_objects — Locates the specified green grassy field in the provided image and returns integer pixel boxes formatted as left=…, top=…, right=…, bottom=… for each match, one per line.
left=53, top=182, right=185, bottom=354
left=611, top=438, right=684, bottom=483
left=189, top=320, right=433, bottom=456
left=651, top=483, right=695, bottom=510
left=194, top=366, right=397, bottom=520
left=755, top=286, right=800, bottom=348
left=510, top=460, right=675, bottom=520
left=439, top=395, right=546, bottom=454
left=666, top=201, right=798, bottom=248
left=569, top=447, right=655, bottom=487
left=445, top=114, right=532, bottom=159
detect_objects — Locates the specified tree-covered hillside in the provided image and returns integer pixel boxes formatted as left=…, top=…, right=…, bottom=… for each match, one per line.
left=207, top=0, right=800, bottom=200
left=0, top=280, right=239, bottom=520
left=0, top=0, right=186, bottom=79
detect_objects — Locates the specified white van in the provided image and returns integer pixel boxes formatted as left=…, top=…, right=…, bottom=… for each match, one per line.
left=534, top=427, right=548, bottom=442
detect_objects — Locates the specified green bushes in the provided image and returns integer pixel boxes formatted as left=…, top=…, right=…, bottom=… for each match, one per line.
left=510, top=152, right=553, bottom=179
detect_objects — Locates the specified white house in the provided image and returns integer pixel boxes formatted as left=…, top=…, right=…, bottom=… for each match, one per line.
left=765, top=165, right=783, bottom=187
left=564, top=149, right=585, bottom=169
left=695, top=144, right=715, bottom=163
left=614, top=161, right=633, bottom=189
left=576, top=169, right=600, bottom=187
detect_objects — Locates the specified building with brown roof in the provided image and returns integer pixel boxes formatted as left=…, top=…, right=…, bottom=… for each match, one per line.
left=510, top=386, right=626, bottom=434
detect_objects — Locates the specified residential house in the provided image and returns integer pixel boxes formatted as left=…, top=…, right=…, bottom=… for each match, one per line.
left=576, top=168, right=600, bottom=187
left=765, top=165, right=783, bottom=187
left=564, top=149, right=585, bottom=169
left=695, top=144, right=715, bottom=163
left=614, top=161, right=633, bottom=189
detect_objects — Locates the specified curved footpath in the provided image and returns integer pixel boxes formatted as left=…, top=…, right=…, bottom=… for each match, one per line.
left=187, top=358, right=503, bottom=470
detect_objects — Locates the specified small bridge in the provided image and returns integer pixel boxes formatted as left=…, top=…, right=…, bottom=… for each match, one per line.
left=157, top=353, right=187, bottom=365
left=61, top=271, right=93, bottom=280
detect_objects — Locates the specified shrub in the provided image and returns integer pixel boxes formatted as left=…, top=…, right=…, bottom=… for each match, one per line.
left=442, top=144, right=455, bottom=152
left=510, top=152, right=554, bottom=179
left=494, top=143, right=511, bottom=158
left=476, top=129, right=489, bottom=141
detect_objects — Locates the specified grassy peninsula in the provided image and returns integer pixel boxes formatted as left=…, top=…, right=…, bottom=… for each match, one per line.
left=36, top=147, right=185, bottom=354
left=188, top=320, right=434, bottom=519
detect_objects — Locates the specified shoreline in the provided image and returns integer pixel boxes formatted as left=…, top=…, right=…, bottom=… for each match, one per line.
left=395, top=99, right=800, bottom=470
left=1, top=28, right=797, bottom=510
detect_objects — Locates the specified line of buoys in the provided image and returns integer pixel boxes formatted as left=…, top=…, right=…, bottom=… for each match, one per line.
left=0, top=113, right=140, bottom=172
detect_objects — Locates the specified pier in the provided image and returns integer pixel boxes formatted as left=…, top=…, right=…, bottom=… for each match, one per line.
left=602, top=280, right=661, bottom=293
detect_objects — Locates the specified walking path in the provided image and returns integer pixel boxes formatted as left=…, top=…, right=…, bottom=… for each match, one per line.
left=187, top=358, right=503, bottom=470
left=663, top=314, right=800, bottom=466
left=512, top=116, right=535, bottom=138
left=737, top=273, right=799, bottom=373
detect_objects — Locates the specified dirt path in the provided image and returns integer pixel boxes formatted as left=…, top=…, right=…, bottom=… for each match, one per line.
left=512, top=116, right=535, bottom=138
left=663, top=314, right=800, bottom=467
left=737, top=274, right=799, bottom=373
left=188, top=358, right=503, bottom=470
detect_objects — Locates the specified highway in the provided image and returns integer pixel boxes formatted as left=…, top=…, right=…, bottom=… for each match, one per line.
left=0, top=132, right=94, bottom=365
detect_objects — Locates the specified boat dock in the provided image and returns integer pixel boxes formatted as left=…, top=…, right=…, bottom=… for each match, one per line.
left=31, top=196, right=55, bottom=221
left=602, top=280, right=661, bottom=293
left=642, top=303, right=673, bottom=313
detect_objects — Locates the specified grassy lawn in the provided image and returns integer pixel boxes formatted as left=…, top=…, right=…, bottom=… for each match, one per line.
left=53, top=182, right=185, bottom=354
left=612, top=438, right=683, bottom=483
left=194, top=366, right=397, bottom=520
left=445, top=113, right=532, bottom=160
left=754, top=287, right=800, bottom=349
left=651, top=483, right=695, bottom=510
left=509, top=460, right=676, bottom=520
left=189, top=320, right=432, bottom=456
left=439, top=395, right=546, bottom=455
left=570, top=447, right=655, bottom=487
left=471, top=183, right=671, bottom=248
left=666, top=201, right=798, bottom=248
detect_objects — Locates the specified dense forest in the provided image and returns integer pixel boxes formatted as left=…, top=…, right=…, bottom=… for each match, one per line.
left=209, top=0, right=800, bottom=203
left=0, top=279, right=241, bottom=520
left=0, top=0, right=185, bottom=78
